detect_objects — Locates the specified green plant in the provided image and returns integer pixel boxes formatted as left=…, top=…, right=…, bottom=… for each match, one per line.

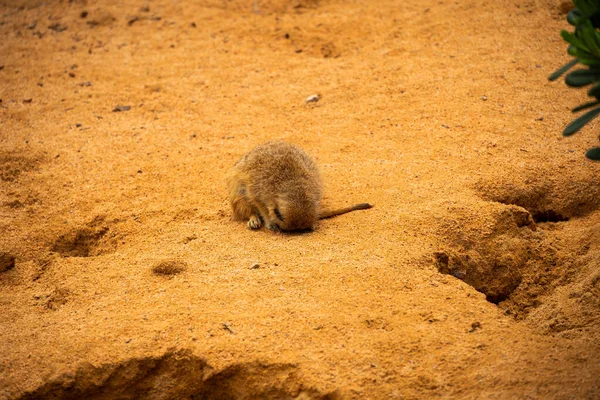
left=549, top=0, right=600, bottom=160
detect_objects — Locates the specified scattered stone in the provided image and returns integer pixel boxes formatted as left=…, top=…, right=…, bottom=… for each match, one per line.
left=222, top=322, right=235, bottom=334
left=183, top=234, right=197, bottom=244
left=481, top=95, right=487, bottom=101
left=0, top=252, right=16, bottom=272
left=128, top=16, right=141, bottom=26
left=23, top=98, right=32, bottom=103
left=249, top=262, right=260, bottom=269
left=152, top=260, right=187, bottom=276
left=27, top=22, right=36, bottom=30
left=48, top=23, right=67, bottom=32
left=306, top=94, right=319, bottom=103
left=190, top=22, right=197, bottom=28
left=469, top=322, right=482, bottom=333
left=128, top=14, right=161, bottom=26
left=80, top=11, right=88, bottom=18
left=86, top=10, right=116, bottom=27
left=77, top=81, right=92, bottom=87
left=113, top=105, right=131, bottom=112
left=0, top=65, right=4, bottom=71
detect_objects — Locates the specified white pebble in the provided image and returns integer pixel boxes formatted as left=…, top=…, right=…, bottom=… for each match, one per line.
left=306, top=94, right=319, bottom=103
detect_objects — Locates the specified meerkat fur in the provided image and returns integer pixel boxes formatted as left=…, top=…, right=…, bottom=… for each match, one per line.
left=226, top=141, right=372, bottom=232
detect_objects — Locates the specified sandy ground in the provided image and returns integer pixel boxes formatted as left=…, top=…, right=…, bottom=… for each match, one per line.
left=1, top=0, right=600, bottom=398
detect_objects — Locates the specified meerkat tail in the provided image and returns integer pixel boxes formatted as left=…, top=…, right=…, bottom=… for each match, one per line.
left=318, top=203, right=373, bottom=220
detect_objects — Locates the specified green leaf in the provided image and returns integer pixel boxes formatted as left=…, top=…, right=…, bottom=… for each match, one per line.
left=572, top=100, right=600, bottom=112
left=575, top=0, right=594, bottom=16
left=568, top=9, right=581, bottom=25
left=575, top=52, right=600, bottom=65
left=587, top=82, right=600, bottom=97
left=563, top=106, right=600, bottom=136
left=580, top=21, right=600, bottom=56
left=565, top=68, right=600, bottom=86
left=549, top=58, right=579, bottom=81
left=562, top=30, right=591, bottom=52
left=585, top=147, right=600, bottom=159
left=571, top=45, right=600, bottom=64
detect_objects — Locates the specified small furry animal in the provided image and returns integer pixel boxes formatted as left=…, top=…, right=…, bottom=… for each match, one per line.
left=226, top=141, right=372, bottom=232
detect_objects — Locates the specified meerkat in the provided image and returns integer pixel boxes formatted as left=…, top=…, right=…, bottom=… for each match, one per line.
left=226, top=141, right=372, bottom=232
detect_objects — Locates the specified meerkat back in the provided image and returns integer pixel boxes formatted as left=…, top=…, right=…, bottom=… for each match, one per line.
left=226, top=141, right=322, bottom=231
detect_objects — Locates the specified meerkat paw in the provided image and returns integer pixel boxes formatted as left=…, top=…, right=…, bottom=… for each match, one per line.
left=247, top=215, right=262, bottom=229
left=267, top=223, right=281, bottom=232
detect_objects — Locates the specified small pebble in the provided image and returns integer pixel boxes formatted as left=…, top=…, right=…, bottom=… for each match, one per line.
left=306, top=94, right=319, bottom=103
left=469, top=321, right=482, bottom=332
left=48, top=23, right=67, bottom=32
left=249, top=263, right=260, bottom=269
left=481, top=95, right=487, bottom=101
left=222, top=322, right=235, bottom=334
